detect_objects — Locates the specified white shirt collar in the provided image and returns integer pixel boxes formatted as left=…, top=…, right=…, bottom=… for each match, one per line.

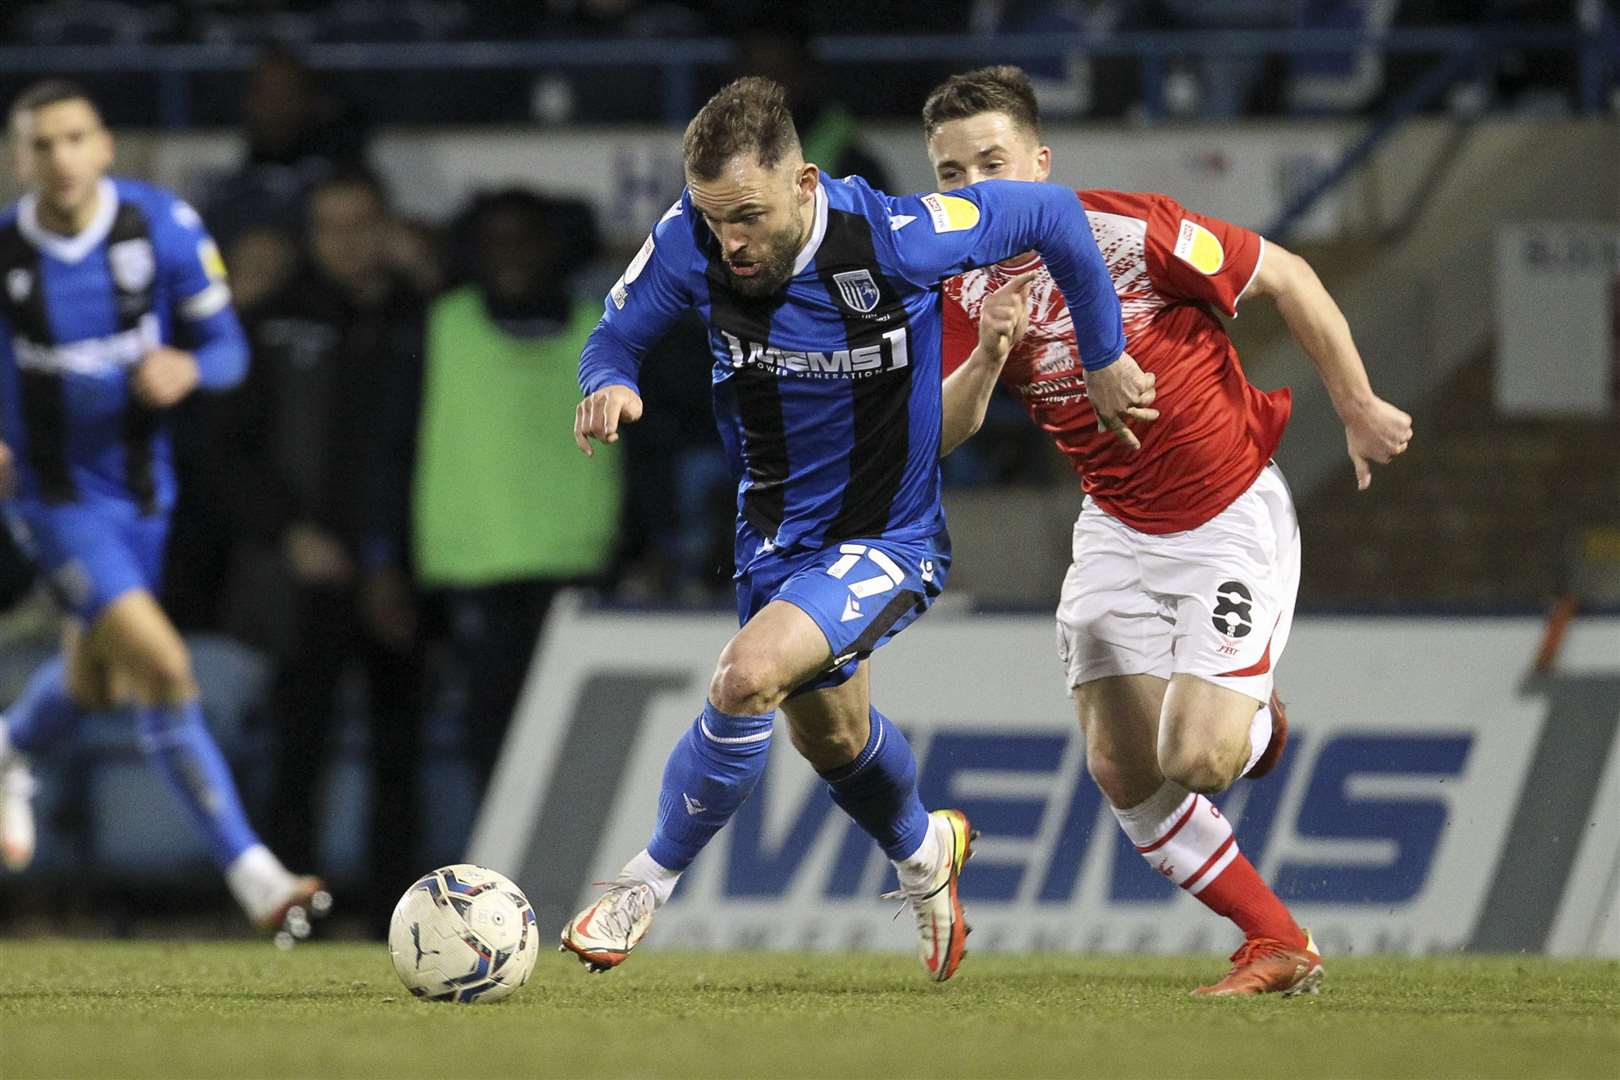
left=791, top=181, right=829, bottom=277
left=19, top=177, right=120, bottom=264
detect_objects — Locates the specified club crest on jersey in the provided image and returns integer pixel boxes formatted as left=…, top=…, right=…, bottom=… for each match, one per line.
left=833, top=269, right=881, bottom=314
left=108, top=239, right=156, bottom=292
left=5, top=267, right=31, bottom=304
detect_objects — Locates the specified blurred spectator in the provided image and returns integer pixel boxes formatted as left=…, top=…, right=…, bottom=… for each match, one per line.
left=201, top=44, right=370, bottom=251
left=1159, top=0, right=1294, bottom=118
left=968, top=1, right=1145, bottom=120
left=618, top=312, right=734, bottom=603
left=214, top=167, right=427, bottom=938
left=397, top=188, right=624, bottom=788
left=734, top=12, right=894, bottom=190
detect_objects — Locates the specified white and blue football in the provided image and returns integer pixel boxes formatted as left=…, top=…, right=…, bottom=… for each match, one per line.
left=388, top=864, right=540, bottom=1004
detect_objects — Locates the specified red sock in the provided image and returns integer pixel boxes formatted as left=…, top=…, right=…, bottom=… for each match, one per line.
left=1194, top=852, right=1307, bottom=949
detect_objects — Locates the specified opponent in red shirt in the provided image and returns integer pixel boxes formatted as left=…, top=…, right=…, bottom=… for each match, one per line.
left=924, top=66, right=1413, bottom=996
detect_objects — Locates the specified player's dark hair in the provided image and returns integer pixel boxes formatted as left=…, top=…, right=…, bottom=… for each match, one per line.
left=682, top=76, right=802, bottom=182
left=8, top=79, right=101, bottom=127
left=922, top=65, right=1041, bottom=140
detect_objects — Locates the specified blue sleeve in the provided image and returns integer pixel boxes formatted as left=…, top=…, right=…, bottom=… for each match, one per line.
left=186, top=306, right=249, bottom=390
left=886, top=181, right=1126, bottom=371
left=154, top=193, right=248, bottom=389
left=579, top=199, right=696, bottom=396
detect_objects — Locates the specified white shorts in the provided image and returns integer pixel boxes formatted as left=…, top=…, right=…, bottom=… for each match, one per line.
left=1056, top=462, right=1300, bottom=703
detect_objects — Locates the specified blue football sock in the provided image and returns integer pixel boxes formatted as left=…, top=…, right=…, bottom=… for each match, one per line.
left=134, top=699, right=261, bottom=867
left=821, top=706, right=931, bottom=862
left=645, top=701, right=773, bottom=872
left=3, top=656, right=87, bottom=753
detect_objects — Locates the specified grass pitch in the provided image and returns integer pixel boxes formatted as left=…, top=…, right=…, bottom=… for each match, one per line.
left=0, top=940, right=1615, bottom=1079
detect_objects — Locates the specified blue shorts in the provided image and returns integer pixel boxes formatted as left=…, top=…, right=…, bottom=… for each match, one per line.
left=736, top=526, right=951, bottom=697
left=4, top=499, right=169, bottom=622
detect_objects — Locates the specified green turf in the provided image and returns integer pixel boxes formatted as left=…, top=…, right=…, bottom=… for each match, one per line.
left=0, top=941, right=1615, bottom=1080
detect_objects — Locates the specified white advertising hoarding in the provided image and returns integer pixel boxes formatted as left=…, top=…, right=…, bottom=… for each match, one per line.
left=472, top=601, right=1620, bottom=958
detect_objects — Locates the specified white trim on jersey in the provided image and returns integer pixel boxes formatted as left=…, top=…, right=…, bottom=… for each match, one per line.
left=1232, top=235, right=1267, bottom=313
left=791, top=182, right=829, bottom=277
left=17, top=178, right=119, bottom=265
left=179, top=280, right=232, bottom=322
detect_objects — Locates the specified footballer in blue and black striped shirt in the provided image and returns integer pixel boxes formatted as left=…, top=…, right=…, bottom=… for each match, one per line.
left=0, top=81, right=325, bottom=935
left=565, top=76, right=1154, bottom=980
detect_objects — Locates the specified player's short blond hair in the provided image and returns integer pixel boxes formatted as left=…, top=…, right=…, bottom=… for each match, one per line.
left=922, top=65, right=1041, bottom=140
left=682, top=76, right=803, bottom=182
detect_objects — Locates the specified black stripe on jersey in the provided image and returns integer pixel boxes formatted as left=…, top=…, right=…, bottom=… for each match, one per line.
left=705, top=249, right=792, bottom=536
left=816, top=208, right=913, bottom=542
left=0, top=222, right=76, bottom=503
left=105, top=201, right=160, bottom=515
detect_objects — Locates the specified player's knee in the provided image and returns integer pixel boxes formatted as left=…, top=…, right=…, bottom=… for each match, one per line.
left=1086, top=744, right=1157, bottom=809
left=708, top=650, right=786, bottom=717
left=1157, top=739, right=1244, bottom=795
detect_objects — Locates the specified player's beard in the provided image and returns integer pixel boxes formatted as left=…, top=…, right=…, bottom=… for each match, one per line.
left=725, top=220, right=802, bottom=298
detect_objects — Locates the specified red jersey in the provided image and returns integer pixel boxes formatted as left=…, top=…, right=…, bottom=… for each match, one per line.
left=942, top=189, right=1292, bottom=534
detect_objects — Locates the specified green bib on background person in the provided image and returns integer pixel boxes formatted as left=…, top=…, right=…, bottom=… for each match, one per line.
left=413, top=288, right=621, bottom=586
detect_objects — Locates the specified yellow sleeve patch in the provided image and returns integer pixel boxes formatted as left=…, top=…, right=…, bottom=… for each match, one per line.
left=921, top=193, right=981, bottom=233
left=199, top=238, right=228, bottom=281
left=1172, top=219, right=1225, bottom=275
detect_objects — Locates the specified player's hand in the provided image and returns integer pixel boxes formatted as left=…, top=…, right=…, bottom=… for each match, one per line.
left=132, top=346, right=201, bottom=408
left=1342, top=394, right=1413, bottom=490
left=977, top=271, right=1035, bottom=365
left=574, top=384, right=644, bottom=456
left=284, top=522, right=355, bottom=587
left=1086, top=351, right=1159, bottom=452
left=0, top=439, right=14, bottom=499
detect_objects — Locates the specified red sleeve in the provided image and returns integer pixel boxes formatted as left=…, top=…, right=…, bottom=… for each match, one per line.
left=940, top=285, right=977, bottom=378
left=1132, top=193, right=1263, bottom=317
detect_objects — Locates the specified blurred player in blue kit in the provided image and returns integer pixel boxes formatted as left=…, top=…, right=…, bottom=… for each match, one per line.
left=564, top=77, right=1155, bottom=979
left=0, top=81, right=327, bottom=939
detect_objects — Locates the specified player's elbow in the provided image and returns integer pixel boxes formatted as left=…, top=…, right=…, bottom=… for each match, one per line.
left=1252, top=242, right=1318, bottom=304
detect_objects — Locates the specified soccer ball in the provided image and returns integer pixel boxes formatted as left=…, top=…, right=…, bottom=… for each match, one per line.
left=387, top=864, right=540, bottom=1003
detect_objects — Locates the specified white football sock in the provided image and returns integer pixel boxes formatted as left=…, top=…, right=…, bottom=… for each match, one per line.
left=1111, top=781, right=1238, bottom=896
left=225, top=844, right=296, bottom=922
left=1241, top=703, right=1272, bottom=777
left=893, top=816, right=944, bottom=895
left=621, top=848, right=684, bottom=908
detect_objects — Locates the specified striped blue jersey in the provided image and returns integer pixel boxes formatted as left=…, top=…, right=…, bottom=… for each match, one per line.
left=580, top=175, right=1125, bottom=560
left=0, top=177, right=247, bottom=514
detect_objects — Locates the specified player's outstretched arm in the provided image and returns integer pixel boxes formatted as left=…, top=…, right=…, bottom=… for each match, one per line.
left=940, top=271, right=1033, bottom=456
left=576, top=201, right=696, bottom=456
left=1248, top=242, right=1412, bottom=490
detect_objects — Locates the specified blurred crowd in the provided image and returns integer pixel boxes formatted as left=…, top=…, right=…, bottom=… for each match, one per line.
left=2, top=1, right=1608, bottom=126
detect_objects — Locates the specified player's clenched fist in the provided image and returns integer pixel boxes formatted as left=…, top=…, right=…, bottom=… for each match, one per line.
left=978, top=270, right=1035, bottom=365
left=574, top=384, right=644, bottom=456
left=1085, top=350, right=1159, bottom=452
